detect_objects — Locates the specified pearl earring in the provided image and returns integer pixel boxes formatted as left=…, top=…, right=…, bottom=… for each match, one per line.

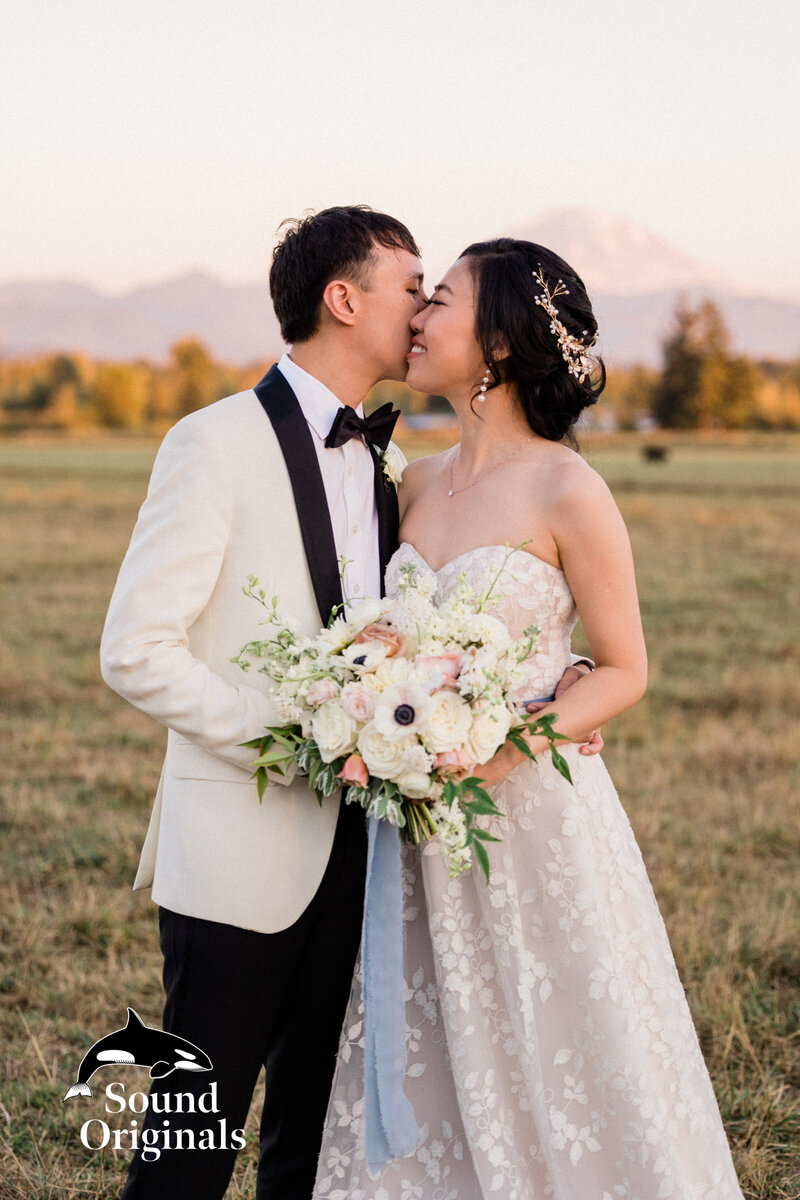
left=478, top=366, right=492, bottom=402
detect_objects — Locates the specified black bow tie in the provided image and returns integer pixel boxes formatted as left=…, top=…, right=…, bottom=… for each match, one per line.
left=324, top=402, right=400, bottom=453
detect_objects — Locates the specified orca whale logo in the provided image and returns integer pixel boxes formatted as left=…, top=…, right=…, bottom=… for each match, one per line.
left=63, top=1008, right=213, bottom=1101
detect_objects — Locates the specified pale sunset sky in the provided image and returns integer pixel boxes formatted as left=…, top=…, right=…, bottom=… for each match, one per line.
left=2, top=0, right=798, bottom=299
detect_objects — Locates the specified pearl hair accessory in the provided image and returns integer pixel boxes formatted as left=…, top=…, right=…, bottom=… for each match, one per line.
left=477, top=367, right=492, bottom=401
left=532, top=267, right=597, bottom=384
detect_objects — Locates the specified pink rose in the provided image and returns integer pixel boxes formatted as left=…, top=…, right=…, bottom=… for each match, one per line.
left=338, top=754, right=369, bottom=788
left=340, top=682, right=377, bottom=723
left=354, top=623, right=407, bottom=658
left=306, top=678, right=340, bottom=707
left=434, top=747, right=474, bottom=775
left=415, top=653, right=462, bottom=690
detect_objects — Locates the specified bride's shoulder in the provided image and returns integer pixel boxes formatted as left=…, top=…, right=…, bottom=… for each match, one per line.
left=398, top=447, right=450, bottom=494
left=534, top=442, right=601, bottom=490
left=543, top=451, right=623, bottom=535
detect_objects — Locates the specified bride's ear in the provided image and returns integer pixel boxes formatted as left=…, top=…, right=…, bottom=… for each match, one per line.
left=490, top=335, right=510, bottom=363
left=321, top=279, right=357, bottom=327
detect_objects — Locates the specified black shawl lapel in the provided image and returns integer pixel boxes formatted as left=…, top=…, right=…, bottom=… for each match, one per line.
left=370, top=446, right=400, bottom=597
left=254, top=365, right=343, bottom=627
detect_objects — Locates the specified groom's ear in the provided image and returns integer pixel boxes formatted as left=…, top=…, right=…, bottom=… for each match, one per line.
left=321, top=279, right=358, bottom=328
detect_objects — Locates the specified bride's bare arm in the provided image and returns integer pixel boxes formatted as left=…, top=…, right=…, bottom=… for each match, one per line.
left=477, top=465, right=646, bottom=785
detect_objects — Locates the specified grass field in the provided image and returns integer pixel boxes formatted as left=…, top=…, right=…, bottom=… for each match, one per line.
left=1, top=432, right=799, bottom=1198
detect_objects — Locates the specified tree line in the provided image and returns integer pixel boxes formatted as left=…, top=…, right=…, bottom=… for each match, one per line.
left=604, top=298, right=800, bottom=430
left=2, top=301, right=799, bottom=434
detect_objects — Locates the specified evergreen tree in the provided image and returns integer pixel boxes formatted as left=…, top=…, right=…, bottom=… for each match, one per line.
left=652, top=298, right=757, bottom=428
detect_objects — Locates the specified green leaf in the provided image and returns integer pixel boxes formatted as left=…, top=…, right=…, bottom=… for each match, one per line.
left=250, top=748, right=294, bottom=768
left=471, top=828, right=501, bottom=842
left=461, top=780, right=493, bottom=805
left=472, top=839, right=491, bottom=882
left=507, top=728, right=536, bottom=759
left=256, top=770, right=268, bottom=802
left=270, top=731, right=299, bottom=752
left=463, top=795, right=503, bottom=817
left=550, top=746, right=573, bottom=784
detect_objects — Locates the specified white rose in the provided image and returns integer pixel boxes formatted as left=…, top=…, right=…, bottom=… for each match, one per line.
left=364, top=656, right=414, bottom=695
left=464, top=705, right=512, bottom=765
left=310, top=701, right=358, bottom=763
left=420, top=691, right=473, bottom=754
left=316, top=616, right=356, bottom=655
left=381, top=442, right=405, bottom=486
left=357, top=722, right=414, bottom=780
left=375, top=657, right=415, bottom=687
left=347, top=597, right=385, bottom=628
left=395, top=767, right=432, bottom=800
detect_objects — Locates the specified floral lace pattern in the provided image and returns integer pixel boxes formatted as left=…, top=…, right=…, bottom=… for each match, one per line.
left=313, top=545, right=743, bottom=1200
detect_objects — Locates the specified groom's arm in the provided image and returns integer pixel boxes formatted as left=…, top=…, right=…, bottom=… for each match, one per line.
left=100, top=415, right=287, bottom=777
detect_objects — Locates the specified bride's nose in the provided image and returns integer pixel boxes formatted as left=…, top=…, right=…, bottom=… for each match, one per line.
left=410, top=304, right=428, bottom=333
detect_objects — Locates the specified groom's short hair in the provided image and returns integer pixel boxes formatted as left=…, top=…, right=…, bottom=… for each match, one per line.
left=270, top=205, right=420, bottom=344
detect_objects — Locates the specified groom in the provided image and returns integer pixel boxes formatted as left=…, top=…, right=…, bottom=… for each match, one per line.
left=102, top=205, right=598, bottom=1198
left=102, top=206, right=425, bottom=1199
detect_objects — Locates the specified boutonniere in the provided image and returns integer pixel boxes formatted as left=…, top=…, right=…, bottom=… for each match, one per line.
left=379, top=443, right=405, bottom=488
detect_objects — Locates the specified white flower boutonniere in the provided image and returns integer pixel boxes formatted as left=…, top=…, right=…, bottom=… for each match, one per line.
left=380, top=443, right=405, bottom=488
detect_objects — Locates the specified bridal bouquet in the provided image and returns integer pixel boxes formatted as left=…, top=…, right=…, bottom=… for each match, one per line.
left=232, top=550, right=571, bottom=879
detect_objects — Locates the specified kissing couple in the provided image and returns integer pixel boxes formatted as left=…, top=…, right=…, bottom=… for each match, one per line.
left=101, top=206, right=743, bottom=1198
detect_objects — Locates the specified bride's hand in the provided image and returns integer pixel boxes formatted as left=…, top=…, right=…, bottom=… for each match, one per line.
left=470, top=740, right=526, bottom=790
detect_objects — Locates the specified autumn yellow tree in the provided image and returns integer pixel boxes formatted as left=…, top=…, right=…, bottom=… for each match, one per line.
left=90, top=363, right=149, bottom=428
left=169, top=339, right=219, bottom=417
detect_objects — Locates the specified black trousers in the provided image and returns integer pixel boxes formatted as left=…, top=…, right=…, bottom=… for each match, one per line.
left=121, top=798, right=367, bottom=1200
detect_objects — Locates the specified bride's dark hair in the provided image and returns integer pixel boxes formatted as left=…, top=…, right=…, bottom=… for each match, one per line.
left=460, top=238, right=605, bottom=445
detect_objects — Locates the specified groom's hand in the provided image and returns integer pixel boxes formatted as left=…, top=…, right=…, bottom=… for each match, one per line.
left=525, top=664, right=604, bottom=756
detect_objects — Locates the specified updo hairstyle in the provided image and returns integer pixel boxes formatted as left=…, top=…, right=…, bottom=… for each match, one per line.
left=460, top=239, right=605, bottom=444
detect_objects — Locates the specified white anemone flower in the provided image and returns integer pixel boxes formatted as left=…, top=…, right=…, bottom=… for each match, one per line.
left=342, top=640, right=389, bottom=672
left=373, top=681, right=432, bottom=742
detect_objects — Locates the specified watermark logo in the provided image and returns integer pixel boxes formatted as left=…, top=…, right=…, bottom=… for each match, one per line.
left=63, top=1009, right=246, bottom=1160
left=63, top=1008, right=212, bottom=1101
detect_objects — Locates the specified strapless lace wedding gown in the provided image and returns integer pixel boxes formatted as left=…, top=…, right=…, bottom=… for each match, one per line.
left=313, top=544, right=743, bottom=1200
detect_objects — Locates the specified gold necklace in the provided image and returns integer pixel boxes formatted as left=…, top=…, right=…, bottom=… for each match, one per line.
left=448, top=439, right=533, bottom=497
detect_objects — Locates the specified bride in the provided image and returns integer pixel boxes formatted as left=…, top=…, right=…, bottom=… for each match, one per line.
left=313, top=239, right=743, bottom=1199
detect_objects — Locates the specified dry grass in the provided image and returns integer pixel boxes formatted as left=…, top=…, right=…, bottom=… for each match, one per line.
left=0, top=433, right=798, bottom=1198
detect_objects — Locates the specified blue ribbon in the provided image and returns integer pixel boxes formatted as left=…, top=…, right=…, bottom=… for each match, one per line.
left=361, top=815, right=422, bottom=1176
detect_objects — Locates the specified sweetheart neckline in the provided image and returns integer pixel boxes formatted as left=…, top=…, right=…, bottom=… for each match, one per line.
left=397, top=542, right=565, bottom=578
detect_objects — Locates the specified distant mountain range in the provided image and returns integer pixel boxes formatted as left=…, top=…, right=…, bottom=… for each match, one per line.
left=1, top=209, right=798, bottom=366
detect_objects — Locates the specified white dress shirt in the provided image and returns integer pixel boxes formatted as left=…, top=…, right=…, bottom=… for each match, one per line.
left=277, top=353, right=381, bottom=604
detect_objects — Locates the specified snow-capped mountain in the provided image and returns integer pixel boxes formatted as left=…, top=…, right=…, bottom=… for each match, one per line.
left=515, top=207, right=734, bottom=296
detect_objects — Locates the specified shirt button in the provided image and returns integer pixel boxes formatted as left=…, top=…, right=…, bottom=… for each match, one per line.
left=351, top=523, right=359, bottom=534
left=353, top=584, right=361, bottom=593
left=347, top=467, right=354, bottom=477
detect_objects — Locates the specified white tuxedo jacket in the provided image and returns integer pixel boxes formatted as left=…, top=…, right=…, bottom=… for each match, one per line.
left=101, top=369, right=398, bottom=934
